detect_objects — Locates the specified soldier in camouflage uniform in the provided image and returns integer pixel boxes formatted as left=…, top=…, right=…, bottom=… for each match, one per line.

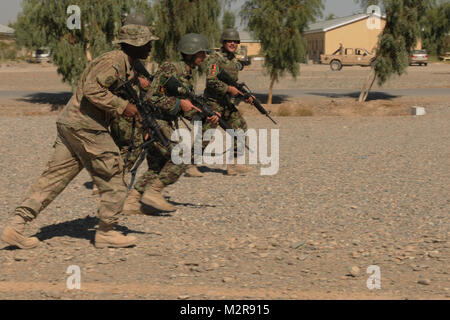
left=0, top=24, right=158, bottom=249
left=120, top=33, right=218, bottom=214
left=200, top=28, right=254, bottom=176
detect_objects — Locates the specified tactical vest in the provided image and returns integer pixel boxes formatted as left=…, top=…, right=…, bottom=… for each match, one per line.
left=217, top=49, right=239, bottom=82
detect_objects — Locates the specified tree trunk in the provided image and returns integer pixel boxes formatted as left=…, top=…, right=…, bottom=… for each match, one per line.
left=85, top=42, right=92, bottom=62
left=358, top=68, right=376, bottom=102
left=267, top=76, right=276, bottom=105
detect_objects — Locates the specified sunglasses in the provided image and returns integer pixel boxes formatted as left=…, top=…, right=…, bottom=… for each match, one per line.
left=225, top=40, right=240, bottom=44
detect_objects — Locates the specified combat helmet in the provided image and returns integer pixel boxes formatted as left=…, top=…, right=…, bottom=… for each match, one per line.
left=124, top=12, right=150, bottom=26
left=113, top=24, right=159, bottom=47
left=177, top=33, right=210, bottom=55
left=220, top=28, right=240, bottom=44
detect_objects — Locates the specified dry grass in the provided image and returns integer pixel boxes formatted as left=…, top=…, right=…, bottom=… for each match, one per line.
left=294, top=108, right=314, bottom=117
left=257, top=95, right=449, bottom=118
left=269, top=104, right=314, bottom=117
left=276, top=105, right=292, bottom=117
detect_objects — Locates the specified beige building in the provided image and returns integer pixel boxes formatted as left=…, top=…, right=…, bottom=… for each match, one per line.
left=239, top=31, right=261, bottom=56
left=0, top=24, right=15, bottom=40
left=304, top=13, right=388, bottom=63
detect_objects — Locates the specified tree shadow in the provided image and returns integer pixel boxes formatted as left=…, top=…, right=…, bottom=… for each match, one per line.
left=306, top=91, right=399, bottom=101
left=17, top=92, right=72, bottom=111
left=251, top=93, right=290, bottom=104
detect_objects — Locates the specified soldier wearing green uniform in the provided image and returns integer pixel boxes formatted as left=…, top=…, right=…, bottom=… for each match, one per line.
left=0, top=24, right=157, bottom=249
left=201, top=28, right=254, bottom=175
left=120, top=33, right=218, bottom=215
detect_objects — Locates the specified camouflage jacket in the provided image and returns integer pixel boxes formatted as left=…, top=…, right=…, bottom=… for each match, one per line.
left=204, top=47, right=240, bottom=100
left=145, top=60, right=196, bottom=119
left=57, top=50, right=135, bottom=131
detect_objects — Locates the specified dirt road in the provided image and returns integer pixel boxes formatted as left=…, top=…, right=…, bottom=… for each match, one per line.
left=0, top=61, right=448, bottom=300
left=0, top=112, right=448, bottom=300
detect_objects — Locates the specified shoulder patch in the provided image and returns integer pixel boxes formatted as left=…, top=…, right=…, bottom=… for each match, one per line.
left=210, top=64, right=217, bottom=76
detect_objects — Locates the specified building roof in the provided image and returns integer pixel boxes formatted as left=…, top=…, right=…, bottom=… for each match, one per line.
left=305, top=13, right=385, bottom=34
left=0, top=24, right=14, bottom=34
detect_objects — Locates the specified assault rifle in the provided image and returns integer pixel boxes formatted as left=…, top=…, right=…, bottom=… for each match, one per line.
left=113, top=70, right=173, bottom=189
left=216, top=69, right=277, bottom=125
left=131, top=59, right=154, bottom=82
left=164, top=76, right=252, bottom=152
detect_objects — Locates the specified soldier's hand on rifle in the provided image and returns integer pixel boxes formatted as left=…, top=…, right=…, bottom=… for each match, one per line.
left=246, top=95, right=256, bottom=105
left=180, top=99, right=195, bottom=112
left=138, top=76, right=151, bottom=89
left=123, top=103, right=142, bottom=121
left=206, top=112, right=221, bottom=125
left=227, top=86, right=243, bottom=97
left=180, top=99, right=202, bottom=113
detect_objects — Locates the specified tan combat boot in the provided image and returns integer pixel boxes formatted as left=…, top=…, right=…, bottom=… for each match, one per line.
left=122, top=189, right=146, bottom=215
left=92, top=184, right=99, bottom=195
left=184, top=165, right=203, bottom=177
left=226, top=164, right=253, bottom=176
left=1, top=215, right=40, bottom=249
left=140, top=179, right=176, bottom=212
left=94, top=221, right=137, bottom=248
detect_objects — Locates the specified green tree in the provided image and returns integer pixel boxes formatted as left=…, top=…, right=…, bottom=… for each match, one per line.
left=422, top=1, right=450, bottom=55
left=358, top=0, right=432, bottom=102
left=12, top=0, right=151, bottom=88
left=152, top=0, right=221, bottom=64
left=241, top=0, right=324, bottom=104
left=325, top=13, right=336, bottom=20
left=222, top=10, right=236, bottom=28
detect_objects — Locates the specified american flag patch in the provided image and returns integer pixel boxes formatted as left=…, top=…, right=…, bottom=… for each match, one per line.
left=211, top=64, right=217, bottom=76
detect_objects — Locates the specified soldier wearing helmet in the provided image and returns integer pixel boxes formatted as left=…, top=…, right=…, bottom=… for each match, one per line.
left=1, top=23, right=159, bottom=249
left=198, top=28, right=253, bottom=176
left=119, top=33, right=218, bottom=214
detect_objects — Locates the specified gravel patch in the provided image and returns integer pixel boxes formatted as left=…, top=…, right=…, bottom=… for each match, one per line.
left=0, top=111, right=448, bottom=299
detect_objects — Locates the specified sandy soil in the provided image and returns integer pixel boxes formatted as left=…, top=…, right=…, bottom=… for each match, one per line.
left=0, top=61, right=448, bottom=300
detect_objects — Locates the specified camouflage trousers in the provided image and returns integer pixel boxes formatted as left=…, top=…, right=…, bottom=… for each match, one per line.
left=110, top=116, right=187, bottom=194
left=15, top=123, right=127, bottom=225
left=200, top=98, right=248, bottom=157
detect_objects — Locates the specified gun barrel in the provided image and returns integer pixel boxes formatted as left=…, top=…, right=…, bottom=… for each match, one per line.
left=217, top=70, right=277, bottom=125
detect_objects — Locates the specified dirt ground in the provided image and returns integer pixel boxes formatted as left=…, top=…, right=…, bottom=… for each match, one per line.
left=0, top=60, right=449, bottom=118
left=0, top=61, right=448, bottom=300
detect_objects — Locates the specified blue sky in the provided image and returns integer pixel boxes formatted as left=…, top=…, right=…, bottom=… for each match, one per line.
left=0, top=0, right=363, bottom=26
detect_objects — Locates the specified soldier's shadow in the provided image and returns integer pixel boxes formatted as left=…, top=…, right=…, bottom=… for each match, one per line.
left=33, top=216, right=145, bottom=245
left=167, top=197, right=216, bottom=209
left=196, top=165, right=227, bottom=175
